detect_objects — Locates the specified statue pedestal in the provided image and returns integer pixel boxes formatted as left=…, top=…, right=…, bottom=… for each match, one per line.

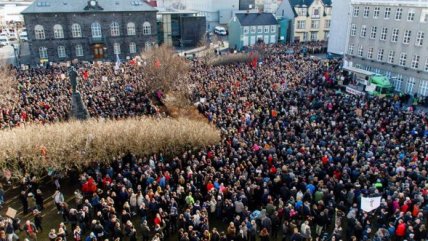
left=71, top=92, right=90, bottom=120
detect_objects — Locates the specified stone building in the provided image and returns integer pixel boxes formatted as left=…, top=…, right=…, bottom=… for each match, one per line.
left=22, top=0, right=158, bottom=64
left=345, top=0, right=428, bottom=96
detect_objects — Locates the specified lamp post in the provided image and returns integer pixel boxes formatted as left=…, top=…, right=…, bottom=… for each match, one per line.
left=12, top=43, right=19, bottom=67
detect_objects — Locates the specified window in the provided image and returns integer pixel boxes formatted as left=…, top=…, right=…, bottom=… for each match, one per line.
left=250, top=26, right=256, bottom=34
left=257, top=26, right=263, bottom=34
left=303, top=32, right=308, bottom=41
left=416, top=31, right=424, bottom=46
left=424, top=13, right=428, bottom=23
left=311, top=32, right=317, bottom=41
left=395, top=8, right=402, bottom=20
left=384, top=7, right=391, bottom=19
left=143, top=22, right=151, bottom=35
left=370, top=26, right=377, bottom=39
left=411, top=55, right=420, bottom=69
left=270, top=25, right=276, bottom=33
left=311, top=20, right=320, bottom=29
left=313, top=8, right=320, bottom=17
left=373, top=7, right=380, bottom=18
left=34, top=25, right=45, bottom=39
left=399, top=52, right=407, bottom=66
left=379, top=27, right=387, bottom=41
left=388, top=50, right=395, bottom=63
left=57, top=46, right=66, bottom=58
left=367, top=48, right=373, bottom=59
left=127, top=22, right=136, bottom=36
left=360, top=25, right=367, bottom=37
left=39, top=47, right=47, bottom=59
left=71, top=24, right=82, bottom=38
left=324, top=20, right=331, bottom=28
left=91, top=22, right=102, bottom=38
left=53, top=24, right=64, bottom=39
left=243, top=27, right=249, bottom=34
left=110, top=22, right=120, bottom=36
left=403, top=30, right=411, bottom=44
left=350, top=24, right=357, bottom=36
left=407, top=9, right=415, bottom=21
left=264, top=26, right=269, bottom=34
left=113, top=43, right=121, bottom=55
left=353, top=6, right=359, bottom=17
left=297, top=20, right=306, bottom=29
left=406, top=77, right=415, bottom=94
left=129, top=42, right=136, bottom=54
left=419, top=80, right=428, bottom=96
left=391, top=28, right=399, bottom=42
left=377, top=48, right=384, bottom=61
left=426, top=58, right=428, bottom=71
left=358, top=45, right=363, bottom=57
left=348, top=44, right=354, bottom=55
left=75, top=44, right=83, bottom=57
left=363, top=6, right=370, bottom=17
left=394, top=75, right=402, bottom=91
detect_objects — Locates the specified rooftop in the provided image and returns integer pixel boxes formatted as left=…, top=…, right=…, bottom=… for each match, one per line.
left=22, top=0, right=157, bottom=14
left=235, top=12, right=278, bottom=26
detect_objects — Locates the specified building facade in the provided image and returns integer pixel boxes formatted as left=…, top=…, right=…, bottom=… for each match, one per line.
left=157, top=11, right=206, bottom=47
left=183, top=0, right=239, bottom=30
left=327, top=0, right=351, bottom=55
left=22, top=0, right=157, bottom=64
left=290, top=0, right=332, bottom=42
left=239, top=0, right=256, bottom=10
left=228, top=12, right=279, bottom=50
left=345, top=0, right=428, bottom=96
left=276, top=0, right=298, bottom=42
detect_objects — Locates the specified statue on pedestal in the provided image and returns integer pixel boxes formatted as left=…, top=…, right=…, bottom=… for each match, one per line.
left=68, top=64, right=89, bottom=120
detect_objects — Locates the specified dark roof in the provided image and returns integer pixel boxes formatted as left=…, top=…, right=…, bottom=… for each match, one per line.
left=235, top=13, right=278, bottom=26
left=22, top=0, right=156, bottom=14
left=289, top=0, right=332, bottom=7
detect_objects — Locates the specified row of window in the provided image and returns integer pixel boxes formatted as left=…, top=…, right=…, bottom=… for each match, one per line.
left=349, top=45, right=428, bottom=71
left=353, top=6, right=428, bottom=22
left=38, top=42, right=142, bottom=59
left=296, top=19, right=330, bottom=30
left=300, top=31, right=329, bottom=41
left=34, top=22, right=152, bottom=40
left=358, top=66, right=428, bottom=96
left=350, top=25, right=424, bottom=46
left=295, top=7, right=332, bottom=17
left=243, top=25, right=276, bottom=35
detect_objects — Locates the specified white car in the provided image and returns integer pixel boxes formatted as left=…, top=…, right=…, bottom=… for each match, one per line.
left=0, top=35, right=9, bottom=46
left=214, top=26, right=227, bottom=36
left=19, top=31, right=28, bottom=42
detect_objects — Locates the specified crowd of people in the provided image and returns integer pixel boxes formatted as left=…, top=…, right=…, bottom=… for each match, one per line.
left=0, top=62, right=156, bottom=129
left=0, top=42, right=428, bottom=241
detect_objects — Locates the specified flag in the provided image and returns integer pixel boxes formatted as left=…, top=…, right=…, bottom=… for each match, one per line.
left=251, top=57, right=257, bottom=69
left=154, top=59, right=161, bottom=68
left=129, top=59, right=136, bottom=65
left=360, top=196, right=381, bottom=212
left=115, top=54, right=121, bottom=71
left=83, top=70, right=89, bottom=80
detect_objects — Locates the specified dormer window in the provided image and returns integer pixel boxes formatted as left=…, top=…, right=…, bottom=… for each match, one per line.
left=84, top=0, right=103, bottom=10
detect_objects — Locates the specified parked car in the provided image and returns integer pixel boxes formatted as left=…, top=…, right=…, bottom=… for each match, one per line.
left=0, top=35, right=9, bottom=46
left=19, top=31, right=28, bottom=42
left=214, top=26, right=227, bottom=36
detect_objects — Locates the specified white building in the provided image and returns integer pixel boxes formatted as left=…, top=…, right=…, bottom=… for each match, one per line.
left=184, top=0, right=239, bottom=30
left=327, top=0, right=352, bottom=55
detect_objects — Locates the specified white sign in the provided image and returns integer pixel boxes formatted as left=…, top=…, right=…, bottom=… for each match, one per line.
left=361, top=196, right=381, bottom=212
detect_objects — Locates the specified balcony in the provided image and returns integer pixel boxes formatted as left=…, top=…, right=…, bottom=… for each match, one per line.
left=89, top=36, right=106, bottom=44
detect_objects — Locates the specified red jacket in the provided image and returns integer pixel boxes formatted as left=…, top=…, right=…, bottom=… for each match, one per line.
left=395, top=223, right=406, bottom=237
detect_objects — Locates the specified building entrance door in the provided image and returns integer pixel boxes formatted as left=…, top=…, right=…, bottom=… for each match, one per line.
left=92, top=44, right=105, bottom=59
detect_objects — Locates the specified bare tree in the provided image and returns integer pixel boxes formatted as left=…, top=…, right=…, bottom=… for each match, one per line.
left=141, top=45, right=191, bottom=103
